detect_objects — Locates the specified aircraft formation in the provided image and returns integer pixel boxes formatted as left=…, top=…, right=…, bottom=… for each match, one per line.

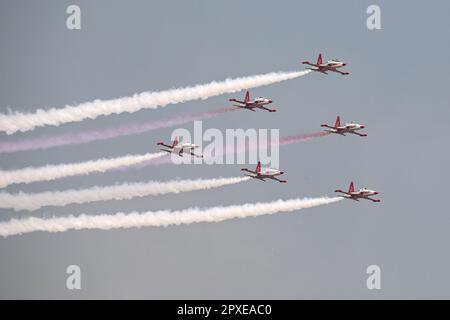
left=0, top=52, right=384, bottom=238
left=155, top=53, right=380, bottom=203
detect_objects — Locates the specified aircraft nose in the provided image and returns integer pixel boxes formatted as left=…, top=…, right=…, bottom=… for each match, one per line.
left=280, top=171, right=284, bottom=174
left=360, top=125, right=365, bottom=129
left=268, top=100, right=273, bottom=103
left=343, top=63, right=347, bottom=66
left=374, top=192, right=379, bottom=195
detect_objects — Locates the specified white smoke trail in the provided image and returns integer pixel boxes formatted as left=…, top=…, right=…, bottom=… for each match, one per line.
left=0, top=152, right=165, bottom=188
left=0, top=70, right=311, bottom=134
left=0, top=196, right=342, bottom=237
left=0, top=176, right=250, bottom=211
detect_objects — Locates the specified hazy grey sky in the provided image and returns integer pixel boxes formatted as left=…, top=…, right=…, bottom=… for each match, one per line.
left=0, top=0, right=449, bottom=299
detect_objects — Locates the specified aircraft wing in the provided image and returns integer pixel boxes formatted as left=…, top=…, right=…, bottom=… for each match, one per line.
left=331, top=69, right=349, bottom=75
left=234, top=105, right=257, bottom=111
left=244, top=174, right=265, bottom=181
left=350, top=131, right=367, bottom=137
left=257, top=106, right=276, bottom=112
left=303, top=62, right=319, bottom=68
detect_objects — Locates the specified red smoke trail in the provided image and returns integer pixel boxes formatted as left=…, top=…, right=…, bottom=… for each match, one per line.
left=278, top=131, right=330, bottom=146
left=0, top=107, right=236, bottom=154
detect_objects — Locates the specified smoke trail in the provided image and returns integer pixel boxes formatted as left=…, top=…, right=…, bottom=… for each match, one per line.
left=0, top=196, right=342, bottom=237
left=0, top=176, right=250, bottom=211
left=0, top=70, right=311, bottom=134
left=0, top=152, right=165, bottom=188
left=0, top=107, right=236, bottom=154
left=278, top=131, right=330, bottom=145
left=229, top=131, right=330, bottom=154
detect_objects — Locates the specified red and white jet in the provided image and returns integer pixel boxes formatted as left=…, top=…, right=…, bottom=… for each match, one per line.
left=157, top=137, right=203, bottom=158
left=241, top=161, right=287, bottom=183
left=335, top=182, right=380, bottom=202
left=302, top=53, right=350, bottom=75
left=229, top=91, right=277, bottom=112
left=321, top=116, right=367, bottom=137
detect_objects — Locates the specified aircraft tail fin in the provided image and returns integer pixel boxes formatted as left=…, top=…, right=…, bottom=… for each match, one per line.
left=317, top=53, right=323, bottom=65
left=244, top=91, right=250, bottom=103
left=348, top=181, right=355, bottom=193
left=256, top=161, right=261, bottom=174
left=172, top=137, right=179, bottom=148
left=334, top=116, right=341, bottom=128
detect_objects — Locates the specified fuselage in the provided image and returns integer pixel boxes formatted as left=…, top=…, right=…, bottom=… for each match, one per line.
left=172, top=143, right=199, bottom=153
left=346, top=189, right=379, bottom=200
left=318, top=60, right=347, bottom=71
left=251, top=97, right=272, bottom=106
left=258, top=168, right=283, bottom=177
left=330, top=123, right=365, bottom=134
